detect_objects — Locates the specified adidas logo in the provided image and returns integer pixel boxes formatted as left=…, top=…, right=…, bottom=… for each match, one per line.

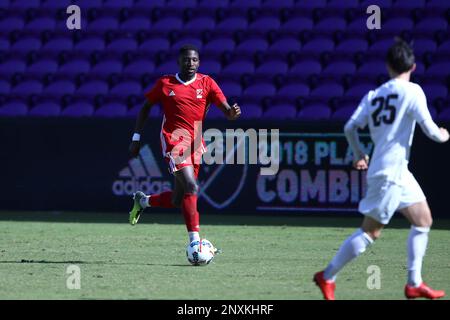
left=112, top=145, right=172, bottom=196
left=169, top=90, right=175, bottom=96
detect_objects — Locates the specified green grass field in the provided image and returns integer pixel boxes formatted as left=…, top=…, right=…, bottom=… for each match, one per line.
left=0, top=211, right=449, bottom=300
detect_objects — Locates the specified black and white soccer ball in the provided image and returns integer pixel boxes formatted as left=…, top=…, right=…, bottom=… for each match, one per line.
left=186, top=239, right=215, bottom=266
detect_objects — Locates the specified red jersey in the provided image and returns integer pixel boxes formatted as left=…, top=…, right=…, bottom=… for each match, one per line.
left=145, top=73, right=226, bottom=158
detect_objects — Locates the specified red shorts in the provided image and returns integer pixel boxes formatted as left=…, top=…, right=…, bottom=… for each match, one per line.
left=164, top=154, right=201, bottom=178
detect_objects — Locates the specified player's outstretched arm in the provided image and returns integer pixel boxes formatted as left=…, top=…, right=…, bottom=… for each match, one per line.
left=418, top=119, right=449, bottom=143
left=219, top=102, right=241, bottom=120
left=129, top=101, right=153, bottom=157
left=344, top=119, right=369, bottom=170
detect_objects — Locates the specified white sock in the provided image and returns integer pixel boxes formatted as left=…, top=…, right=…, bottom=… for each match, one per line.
left=140, top=195, right=150, bottom=208
left=323, top=228, right=374, bottom=282
left=407, top=225, right=430, bottom=287
left=189, top=232, right=200, bottom=243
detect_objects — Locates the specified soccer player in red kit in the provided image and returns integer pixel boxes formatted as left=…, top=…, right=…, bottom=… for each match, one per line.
left=128, top=44, right=241, bottom=245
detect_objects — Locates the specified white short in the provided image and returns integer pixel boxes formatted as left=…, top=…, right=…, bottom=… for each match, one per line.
left=359, top=170, right=426, bottom=224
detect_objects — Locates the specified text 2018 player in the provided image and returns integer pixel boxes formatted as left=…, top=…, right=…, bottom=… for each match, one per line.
left=128, top=45, right=241, bottom=245
left=314, top=39, right=449, bottom=300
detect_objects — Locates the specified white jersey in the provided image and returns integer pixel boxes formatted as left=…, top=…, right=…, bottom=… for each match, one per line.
left=350, top=78, right=434, bottom=183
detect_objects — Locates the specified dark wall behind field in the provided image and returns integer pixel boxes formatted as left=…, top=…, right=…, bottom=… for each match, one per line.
left=1, top=118, right=449, bottom=217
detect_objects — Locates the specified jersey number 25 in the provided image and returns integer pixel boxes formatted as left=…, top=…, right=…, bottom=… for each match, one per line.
left=371, top=94, right=398, bottom=127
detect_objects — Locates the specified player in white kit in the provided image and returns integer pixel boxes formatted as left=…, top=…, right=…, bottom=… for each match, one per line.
left=314, top=39, right=449, bottom=300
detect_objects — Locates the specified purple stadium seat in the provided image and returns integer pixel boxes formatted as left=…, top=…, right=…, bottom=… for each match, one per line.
left=239, top=104, right=262, bottom=119
left=438, top=108, right=450, bottom=121
left=42, top=0, right=71, bottom=8
left=426, top=62, right=450, bottom=78
left=206, top=106, right=227, bottom=119
left=77, top=80, right=109, bottom=97
left=382, top=18, right=414, bottom=33
left=295, top=0, right=327, bottom=9
left=110, top=81, right=142, bottom=96
left=29, top=102, right=61, bottom=117
left=235, top=38, right=269, bottom=55
left=310, top=83, right=344, bottom=99
left=315, top=18, right=347, bottom=33
left=199, top=60, right=222, bottom=75
left=134, top=0, right=165, bottom=9
left=215, top=17, right=248, bottom=34
left=0, top=80, right=11, bottom=94
left=322, top=61, right=356, bottom=77
left=104, top=0, right=134, bottom=8
left=123, top=60, right=155, bottom=76
left=264, top=105, right=297, bottom=119
left=58, top=60, right=91, bottom=76
left=302, top=38, right=334, bottom=54
left=327, top=0, right=359, bottom=8
left=42, top=38, right=73, bottom=52
left=220, top=81, right=242, bottom=97
left=95, top=103, right=127, bottom=117
left=43, top=81, right=76, bottom=96
left=139, top=38, right=171, bottom=53
left=152, top=17, right=184, bottom=34
left=289, top=60, right=322, bottom=77
left=71, top=0, right=102, bottom=9
left=415, top=18, right=447, bottom=34
left=335, top=38, right=368, bottom=54
left=74, top=38, right=105, bottom=52
left=62, top=102, right=94, bottom=117
left=11, top=81, right=43, bottom=95
left=0, top=59, right=26, bottom=76
left=345, top=84, right=374, bottom=99
left=268, top=38, right=301, bottom=55
left=413, top=39, right=437, bottom=56
left=88, top=18, right=119, bottom=32
left=346, top=18, right=368, bottom=35
left=25, top=18, right=56, bottom=32
left=394, top=0, right=425, bottom=8
left=171, top=38, right=203, bottom=51
left=360, top=0, right=392, bottom=8
left=128, top=104, right=161, bottom=118
left=369, top=39, right=395, bottom=54
left=427, top=0, right=450, bottom=8
left=332, top=106, right=357, bottom=121
left=120, top=17, right=151, bottom=32
left=357, top=61, right=387, bottom=77
left=255, top=60, right=289, bottom=77
left=280, top=17, right=313, bottom=34
left=0, top=39, right=9, bottom=51
left=9, top=0, right=40, bottom=8
left=261, top=0, right=294, bottom=9
left=183, top=17, right=216, bottom=35
left=203, top=38, right=235, bottom=55
left=166, top=0, right=198, bottom=9
left=436, top=40, right=450, bottom=55
left=244, top=83, right=276, bottom=99
left=247, top=17, right=281, bottom=34
left=154, top=61, right=179, bottom=75
left=297, top=104, right=331, bottom=120
left=106, top=38, right=138, bottom=53
left=28, top=60, right=59, bottom=75
left=0, top=17, right=24, bottom=32
left=197, top=0, right=229, bottom=9
left=11, top=38, right=41, bottom=52
left=222, top=60, right=255, bottom=77
left=422, top=84, right=448, bottom=103
left=0, top=101, right=28, bottom=116
left=91, top=60, right=123, bottom=76
left=276, top=83, right=310, bottom=103
left=229, top=0, right=261, bottom=9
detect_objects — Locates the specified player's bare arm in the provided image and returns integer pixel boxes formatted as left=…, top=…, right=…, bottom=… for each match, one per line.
left=129, top=100, right=153, bottom=158
left=220, top=102, right=241, bottom=120
left=344, top=120, right=369, bottom=170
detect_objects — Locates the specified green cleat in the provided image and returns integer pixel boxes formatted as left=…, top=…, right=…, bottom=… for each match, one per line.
left=129, top=191, right=146, bottom=226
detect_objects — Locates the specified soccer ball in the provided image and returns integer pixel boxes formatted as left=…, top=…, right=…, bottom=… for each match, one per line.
left=186, top=239, right=216, bottom=266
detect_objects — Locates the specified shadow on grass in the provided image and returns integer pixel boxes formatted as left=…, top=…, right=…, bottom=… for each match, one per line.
left=0, top=259, right=191, bottom=267
left=0, top=211, right=450, bottom=230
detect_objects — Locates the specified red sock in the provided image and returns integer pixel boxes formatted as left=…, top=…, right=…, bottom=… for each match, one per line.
left=149, top=191, right=174, bottom=208
left=181, top=193, right=200, bottom=232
